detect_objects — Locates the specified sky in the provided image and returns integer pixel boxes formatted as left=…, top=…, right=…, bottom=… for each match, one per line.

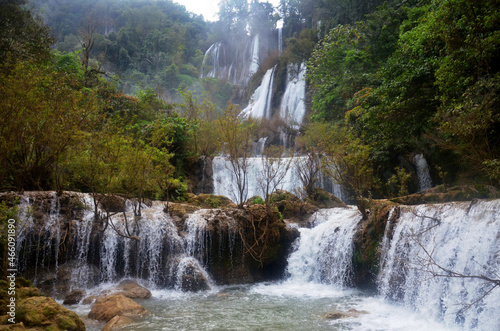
left=173, top=0, right=281, bottom=22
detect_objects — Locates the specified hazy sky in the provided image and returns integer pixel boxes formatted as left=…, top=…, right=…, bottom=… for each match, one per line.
left=173, top=0, right=281, bottom=22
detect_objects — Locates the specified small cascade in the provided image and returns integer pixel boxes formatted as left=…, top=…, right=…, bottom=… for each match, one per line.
left=279, top=62, right=307, bottom=129
left=378, top=200, right=500, bottom=330
left=240, top=66, right=276, bottom=119
left=286, top=207, right=361, bottom=285
left=413, top=153, right=433, bottom=191
left=201, top=42, right=222, bottom=78
left=278, top=27, right=283, bottom=54
left=253, top=137, right=268, bottom=156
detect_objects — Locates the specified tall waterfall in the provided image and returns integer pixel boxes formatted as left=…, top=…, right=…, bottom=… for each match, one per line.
left=279, top=63, right=307, bottom=129
left=378, top=200, right=500, bottom=330
left=200, top=34, right=265, bottom=86
left=240, top=66, right=276, bottom=119
left=248, top=34, right=260, bottom=78
left=286, top=207, right=361, bottom=286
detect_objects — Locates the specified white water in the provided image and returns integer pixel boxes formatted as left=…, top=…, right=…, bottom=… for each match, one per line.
left=212, top=156, right=304, bottom=202
left=280, top=62, right=307, bottom=129
left=12, top=192, right=500, bottom=330
left=240, top=66, right=276, bottom=120
left=413, top=153, right=433, bottom=191
left=248, top=34, right=260, bottom=78
left=286, top=207, right=361, bottom=285
left=278, top=27, right=283, bottom=54
left=378, top=200, right=500, bottom=330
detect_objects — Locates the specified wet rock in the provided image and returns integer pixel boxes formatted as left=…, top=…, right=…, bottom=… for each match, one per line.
left=112, top=280, right=152, bottom=299
left=179, top=262, right=211, bottom=292
left=16, top=296, right=85, bottom=330
left=82, top=295, right=98, bottom=305
left=63, top=289, right=86, bottom=305
left=102, top=315, right=135, bottom=331
left=88, top=294, right=149, bottom=322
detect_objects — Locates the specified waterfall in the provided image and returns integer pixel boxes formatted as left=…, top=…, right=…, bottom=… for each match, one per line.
left=248, top=34, right=260, bottom=78
left=253, top=137, right=268, bottom=156
left=278, top=27, right=283, bottom=54
left=279, top=63, right=307, bottom=129
left=201, top=42, right=222, bottom=78
left=378, top=200, right=500, bottom=330
left=286, top=207, right=361, bottom=286
left=213, top=156, right=307, bottom=202
left=14, top=193, right=218, bottom=291
left=413, top=153, right=433, bottom=191
left=212, top=155, right=345, bottom=202
left=240, top=66, right=276, bottom=119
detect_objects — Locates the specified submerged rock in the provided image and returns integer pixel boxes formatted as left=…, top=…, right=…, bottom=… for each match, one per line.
left=102, top=315, right=135, bottom=331
left=88, top=294, right=149, bottom=322
left=63, top=289, right=86, bottom=305
left=325, top=309, right=368, bottom=320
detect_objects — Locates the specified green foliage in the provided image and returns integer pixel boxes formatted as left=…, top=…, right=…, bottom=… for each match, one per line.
left=388, top=167, right=412, bottom=197
left=251, top=196, right=265, bottom=205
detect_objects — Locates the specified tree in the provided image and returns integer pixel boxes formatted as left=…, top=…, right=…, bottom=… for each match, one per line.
left=0, top=61, right=99, bottom=191
left=217, top=104, right=258, bottom=207
left=0, top=0, right=54, bottom=65
left=217, top=0, right=249, bottom=36
left=259, top=146, right=294, bottom=205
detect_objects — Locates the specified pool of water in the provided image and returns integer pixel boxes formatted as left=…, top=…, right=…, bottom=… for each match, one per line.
left=72, top=281, right=458, bottom=331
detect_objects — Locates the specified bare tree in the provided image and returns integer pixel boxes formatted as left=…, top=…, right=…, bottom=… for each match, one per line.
left=259, top=146, right=294, bottom=205
left=294, top=151, right=322, bottom=199
left=218, top=104, right=258, bottom=207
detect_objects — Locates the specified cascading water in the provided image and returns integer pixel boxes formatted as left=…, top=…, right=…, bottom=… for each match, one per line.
left=212, top=156, right=305, bottom=202
left=248, top=34, right=260, bottom=78
left=278, top=27, right=283, bottom=54
left=378, top=200, right=500, bottom=330
left=240, top=66, right=276, bottom=119
left=286, top=207, right=361, bottom=286
left=212, top=155, right=345, bottom=202
left=413, top=153, right=433, bottom=191
left=279, top=62, right=307, bottom=129
left=14, top=193, right=215, bottom=291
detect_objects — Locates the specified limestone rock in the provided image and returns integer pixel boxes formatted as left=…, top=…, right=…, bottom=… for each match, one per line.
left=63, top=289, right=86, bottom=305
left=88, top=294, right=148, bottom=322
left=16, top=296, right=85, bottom=330
left=102, top=315, right=135, bottom=331
left=179, top=262, right=210, bottom=292
left=112, top=280, right=152, bottom=299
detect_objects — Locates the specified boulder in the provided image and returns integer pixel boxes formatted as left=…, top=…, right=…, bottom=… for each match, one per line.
left=113, top=280, right=152, bottom=299
left=88, top=294, right=149, bottom=322
left=102, top=315, right=135, bottom=331
left=16, top=296, right=85, bottom=330
left=63, top=289, right=86, bottom=305
left=179, top=262, right=211, bottom=292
